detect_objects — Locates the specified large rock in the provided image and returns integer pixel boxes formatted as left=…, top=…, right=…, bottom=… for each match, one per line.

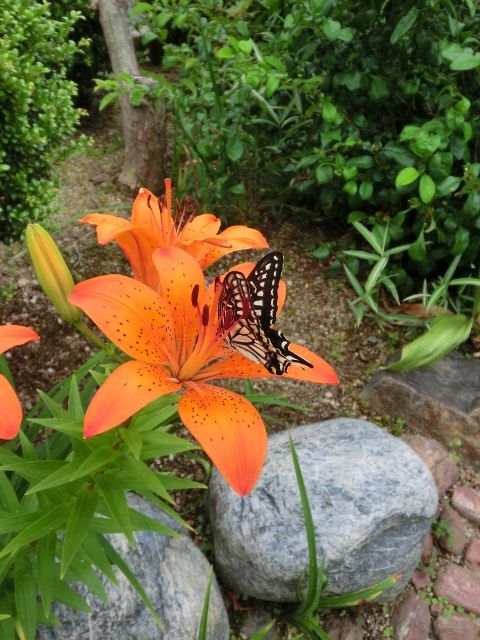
left=37, top=495, right=229, bottom=640
left=208, top=419, right=437, bottom=602
left=361, top=352, right=480, bottom=469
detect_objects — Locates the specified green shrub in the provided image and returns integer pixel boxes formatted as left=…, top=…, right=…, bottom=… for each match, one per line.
left=0, top=1, right=85, bottom=241
left=112, top=0, right=480, bottom=292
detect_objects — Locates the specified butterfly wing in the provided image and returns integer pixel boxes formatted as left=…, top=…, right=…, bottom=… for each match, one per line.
left=219, top=255, right=313, bottom=375
left=247, top=251, right=283, bottom=326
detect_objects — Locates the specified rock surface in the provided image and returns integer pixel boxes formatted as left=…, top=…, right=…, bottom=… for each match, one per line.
left=391, top=589, right=431, bottom=640
left=208, top=419, right=437, bottom=602
left=361, top=352, right=480, bottom=469
left=436, top=506, right=466, bottom=555
left=37, top=495, right=229, bottom=640
left=432, top=612, right=479, bottom=640
left=433, top=562, right=480, bottom=615
left=451, top=486, right=480, bottom=525
left=402, top=434, right=459, bottom=495
left=465, top=538, right=480, bottom=572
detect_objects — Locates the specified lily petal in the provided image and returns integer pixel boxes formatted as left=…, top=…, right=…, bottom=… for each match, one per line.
left=0, top=325, right=39, bottom=355
left=131, top=188, right=174, bottom=241
left=81, top=213, right=132, bottom=244
left=178, top=214, right=221, bottom=245
left=69, top=275, right=175, bottom=364
left=0, top=375, right=23, bottom=440
left=179, top=383, right=267, bottom=495
left=152, top=247, right=205, bottom=351
left=84, top=360, right=181, bottom=438
left=188, top=226, right=268, bottom=269
left=198, top=344, right=338, bottom=384
left=114, top=227, right=161, bottom=289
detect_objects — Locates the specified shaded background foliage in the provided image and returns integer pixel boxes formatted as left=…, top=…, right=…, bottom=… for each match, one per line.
left=0, top=1, right=86, bottom=241
left=3, top=0, right=480, bottom=299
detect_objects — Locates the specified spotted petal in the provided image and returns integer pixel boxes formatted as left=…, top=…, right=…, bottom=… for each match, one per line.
left=69, top=275, right=175, bottom=364
left=84, top=360, right=181, bottom=438
left=197, top=344, right=338, bottom=384
left=81, top=213, right=132, bottom=244
left=0, top=375, right=23, bottom=440
left=178, top=383, right=267, bottom=495
left=188, top=226, right=268, bottom=269
left=0, top=325, right=39, bottom=354
left=152, top=247, right=205, bottom=352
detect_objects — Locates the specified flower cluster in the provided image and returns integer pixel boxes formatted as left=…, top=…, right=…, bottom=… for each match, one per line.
left=18, top=180, right=338, bottom=495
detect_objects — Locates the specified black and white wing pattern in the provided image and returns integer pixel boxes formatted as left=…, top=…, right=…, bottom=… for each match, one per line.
left=218, top=252, right=313, bottom=375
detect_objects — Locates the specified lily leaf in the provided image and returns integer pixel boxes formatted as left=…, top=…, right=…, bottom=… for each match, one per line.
left=386, top=314, right=473, bottom=372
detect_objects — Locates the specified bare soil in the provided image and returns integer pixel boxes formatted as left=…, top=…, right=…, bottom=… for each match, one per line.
left=0, top=116, right=478, bottom=639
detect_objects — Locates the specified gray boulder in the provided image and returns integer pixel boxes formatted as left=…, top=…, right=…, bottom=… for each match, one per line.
left=208, top=418, right=437, bottom=602
left=37, top=494, right=229, bottom=640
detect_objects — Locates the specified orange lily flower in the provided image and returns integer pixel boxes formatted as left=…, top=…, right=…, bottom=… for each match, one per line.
left=0, top=325, right=40, bottom=439
left=81, top=179, right=268, bottom=289
left=69, top=248, right=338, bottom=495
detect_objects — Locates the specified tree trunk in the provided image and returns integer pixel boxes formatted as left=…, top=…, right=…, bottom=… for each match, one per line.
left=94, top=0, right=167, bottom=193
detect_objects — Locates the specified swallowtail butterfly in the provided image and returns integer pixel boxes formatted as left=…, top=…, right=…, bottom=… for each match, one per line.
left=218, top=252, right=313, bottom=375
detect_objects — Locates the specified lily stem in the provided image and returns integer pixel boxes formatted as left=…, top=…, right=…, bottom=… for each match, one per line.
left=72, top=320, right=124, bottom=363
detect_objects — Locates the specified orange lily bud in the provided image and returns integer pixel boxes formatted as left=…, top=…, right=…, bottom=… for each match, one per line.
left=25, top=224, right=82, bottom=325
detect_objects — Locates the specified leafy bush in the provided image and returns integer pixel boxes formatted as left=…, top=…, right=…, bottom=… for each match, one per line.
left=0, top=1, right=85, bottom=241
left=105, top=0, right=480, bottom=293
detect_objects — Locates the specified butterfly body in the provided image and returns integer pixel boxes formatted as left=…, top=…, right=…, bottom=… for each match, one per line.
left=218, top=252, right=313, bottom=375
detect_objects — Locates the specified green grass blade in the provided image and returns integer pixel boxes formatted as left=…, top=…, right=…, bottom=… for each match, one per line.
left=60, top=489, right=98, bottom=578
left=197, top=568, right=212, bottom=640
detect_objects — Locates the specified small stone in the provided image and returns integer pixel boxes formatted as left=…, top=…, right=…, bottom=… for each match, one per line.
left=391, top=589, right=431, bottom=640
left=430, top=604, right=444, bottom=617
left=433, top=562, right=480, bottom=615
left=433, top=612, right=478, bottom=640
left=411, top=569, right=430, bottom=591
left=421, top=534, right=434, bottom=565
left=465, top=539, right=480, bottom=572
left=435, top=506, right=466, bottom=555
left=324, top=613, right=363, bottom=640
left=451, top=486, right=480, bottom=525
left=403, top=435, right=459, bottom=495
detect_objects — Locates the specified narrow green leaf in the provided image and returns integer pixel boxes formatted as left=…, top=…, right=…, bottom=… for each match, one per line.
left=365, top=257, right=389, bottom=293
left=68, top=376, right=84, bottom=420
left=27, top=416, right=83, bottom=438
left=197, top=568, right=212, bottom=640
left=82, top=533, right=118, bottom=585
left=343, top=264, right=364, bottom=298
left=36, top=533, right=57, bottom=617
left=140, top=431, right=198, bottom=460
left=0, top=505, right=69, bottom=559
left=14, top=557, right=37, bottom=640
left=97, top=475, right=134, bottom=545
left=61, top=489, right=98, bottom=578
left=120, top=428, right=143, bottom=460
left=250, top=619, right=277, bottom=640
left=66, top=555, right=108, bottom=603
left=120, top=457, right=173, bottom=503
left=0, top=472, right=19, bottom=511
left=352, top=221, right=384, bottom=254
left=386, top=314, right=473, bottom=372
left=25, top=461, right=83, bottom=494
left=0, top=460, right=64, bottom=485
left=390, top=7, right=419, bottom=44
left=318, top=575, right=399, bottom=608
left=52, top=582, right=91, bottom=613
left=36, top=391, right=71, bottom=419
left=98, top=537, right=163, bottom=629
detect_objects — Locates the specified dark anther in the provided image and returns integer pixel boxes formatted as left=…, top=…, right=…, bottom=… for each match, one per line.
left=202, top=304, right=210, bottom=326
left=191, top=284, right=200, bottom=307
